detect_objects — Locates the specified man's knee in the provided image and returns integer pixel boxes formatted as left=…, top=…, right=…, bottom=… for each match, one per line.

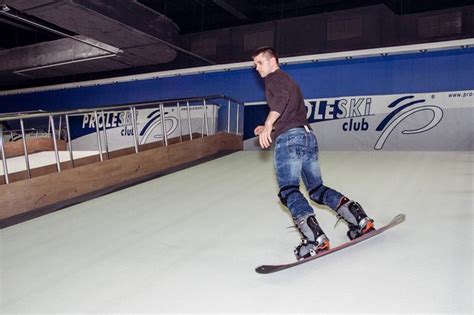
left=278, top=185, right=301, bottom=206
left=308, top=184, right=329, bottom=205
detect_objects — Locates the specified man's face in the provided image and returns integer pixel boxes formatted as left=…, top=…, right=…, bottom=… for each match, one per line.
left=253, top=52, right=275, bottom=78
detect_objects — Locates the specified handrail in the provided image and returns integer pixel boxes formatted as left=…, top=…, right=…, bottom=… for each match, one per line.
left=0, top=95, right=243, bottom=185
left=0, top=95, right=242, bottom=121
left=0, top=110, right=45, bottom=119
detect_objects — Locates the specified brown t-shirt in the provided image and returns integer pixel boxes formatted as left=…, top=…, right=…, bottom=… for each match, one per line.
left=264, top=69, right=308, bottom=139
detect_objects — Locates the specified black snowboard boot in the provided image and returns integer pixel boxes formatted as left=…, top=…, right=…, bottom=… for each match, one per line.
left=293, top=214, right=330, bottom=261
left=336, top=197, right=375, bottom=240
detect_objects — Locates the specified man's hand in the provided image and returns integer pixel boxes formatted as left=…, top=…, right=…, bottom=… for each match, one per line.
left=254, top=111, right=280, bottom=149
left=254, top=125, right=264, bottom=136
left=258, top=124, right=273, bottom=149
left=254, top=124, right=272, bottom=149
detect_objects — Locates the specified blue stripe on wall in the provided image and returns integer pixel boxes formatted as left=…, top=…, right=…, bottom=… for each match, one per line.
left=1, top=48, right=473, bottom=113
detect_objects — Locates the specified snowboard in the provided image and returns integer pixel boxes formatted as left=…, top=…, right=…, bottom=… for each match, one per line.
left=255, top=213, right=405, bottom=274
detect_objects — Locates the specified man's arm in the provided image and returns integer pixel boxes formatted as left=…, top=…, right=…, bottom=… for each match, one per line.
left=257, top=74, right=287, bottom=148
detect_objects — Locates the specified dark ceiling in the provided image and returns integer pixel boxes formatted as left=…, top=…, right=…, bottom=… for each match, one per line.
left=138, top=0, right=474, bottom=34
left=1, top=0, right=472, bottom=51
left=0, top=4, right=73, bottom=49
left=0, top=0, right=472, bottom=91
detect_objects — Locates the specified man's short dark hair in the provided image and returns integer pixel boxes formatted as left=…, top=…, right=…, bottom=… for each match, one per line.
left=252, top=46, right=279, bottom=64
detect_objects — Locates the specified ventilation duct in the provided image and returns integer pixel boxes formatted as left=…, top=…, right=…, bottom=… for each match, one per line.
left=1, top=0, right=182, bottom=78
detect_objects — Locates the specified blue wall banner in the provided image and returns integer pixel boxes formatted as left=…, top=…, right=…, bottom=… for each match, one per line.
left=244, top=90, right=473, bottom=151
left=1, top=43, right=472, bottom=151
left=68, top=104, right=221, bottom=151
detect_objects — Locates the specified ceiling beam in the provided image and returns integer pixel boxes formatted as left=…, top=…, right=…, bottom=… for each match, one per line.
left=0, top=36, right=119, bottom=74
left=212, top=0, right=249, bottom=21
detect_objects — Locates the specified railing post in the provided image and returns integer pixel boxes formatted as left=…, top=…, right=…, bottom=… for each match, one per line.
left=236, top=102, right=240, bottom=136
left=57, top=115, right=62, bottom=140
left=65, top=114, right=75, bottom=168
left=93, top=111, right=103, bottom=162
left=101, top=110, right=110, bottom=159
left=160, top=103, right=168, bottom=146
left=49, top=115, right=61, bottom=172
left=177, top=102, right=183, bottom=142
left=212, top=103, right=216, bottom=134
left=227, top=99, right=231, bottom=133
left=130, top=107, right=139, bottom=153
left=201, top=100, right=205, bottom=138
left=47, top=117, right=51, bottom=137
left=20, top=119, right=31, bottom=178
left=0, top=124, right=9, bottom=184
left=203, top=99, right=209, bottom=136
left=186, top=101, right=193, bottom=140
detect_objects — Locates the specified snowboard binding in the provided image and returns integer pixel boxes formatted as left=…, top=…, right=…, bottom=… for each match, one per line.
left=293, top=214, right=330, bottom=260
left=336, top=198, right=375, bottom=240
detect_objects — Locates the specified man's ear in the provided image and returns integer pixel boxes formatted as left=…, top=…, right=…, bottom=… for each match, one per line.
left=270, top=56, right=278, bottom=67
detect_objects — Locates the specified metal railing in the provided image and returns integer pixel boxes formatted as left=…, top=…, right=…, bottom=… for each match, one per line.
left=0, top=95, right=243, bottom=184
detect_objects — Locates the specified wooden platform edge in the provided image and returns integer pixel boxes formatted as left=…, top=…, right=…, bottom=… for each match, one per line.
left=3, top=138, right=67, bottom=158
left=0, top=133, right=242, bottom=228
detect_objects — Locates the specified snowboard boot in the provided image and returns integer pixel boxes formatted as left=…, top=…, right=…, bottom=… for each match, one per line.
left=293, top=213, right=330, bottom=261
left=336, top=197, right=375, bottom=240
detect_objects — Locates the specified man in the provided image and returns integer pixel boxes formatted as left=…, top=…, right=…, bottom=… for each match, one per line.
left=252, top=46, right=375, bottom=260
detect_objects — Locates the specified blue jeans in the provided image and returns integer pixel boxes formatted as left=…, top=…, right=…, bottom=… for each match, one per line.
left=274, top=127, right=344, bottom=219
